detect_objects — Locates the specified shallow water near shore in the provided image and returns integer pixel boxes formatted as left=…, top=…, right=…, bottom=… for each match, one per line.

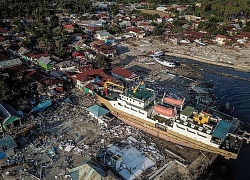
left=174, top=57, right=250, bottom=179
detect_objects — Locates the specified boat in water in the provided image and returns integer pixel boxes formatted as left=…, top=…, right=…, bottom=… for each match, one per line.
left=94, top=81, right=250, bottom=159
left=153, top=57, right=176, bottom=67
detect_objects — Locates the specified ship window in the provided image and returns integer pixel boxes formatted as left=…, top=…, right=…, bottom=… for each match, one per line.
left=197, top=132, right=207, bottom=138
left=176, top=124, right=185, bottom=130
left=124, top=105, right=129, bottom=109
left=118, top=103, right=122, bottom=106
left=131, top=107, right=137, bottom=112
left=139, top=110, right=144, bottom=115
left=187, top=128, right=195, bottom=134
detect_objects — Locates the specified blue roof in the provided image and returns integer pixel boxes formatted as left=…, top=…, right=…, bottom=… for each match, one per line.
left=0, top=102, right=22, bottom=119
left=0, top=135, right=17, bottom=154
left=212, top=120, right=232, bottom=140
left=86, top=105, right=109, bottom=117
left=32, top=100, right=52, bottom=112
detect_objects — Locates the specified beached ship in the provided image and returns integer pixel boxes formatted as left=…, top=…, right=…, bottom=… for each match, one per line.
left=94, top=81, right=250, bottom=159
left=153, top=57, right=176, bottom=67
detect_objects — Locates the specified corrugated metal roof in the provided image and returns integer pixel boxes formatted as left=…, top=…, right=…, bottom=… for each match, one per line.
left=86, top=105, right=109, bottom=117
left=212, top=120, right=232, bottom=140
left=111, top=66, right=134, bottom=78
left=38, top=56, right=52, bottom=65
left=0, top=58, right=22, bottom=68
left=68, top=163, right=103, bottom=180
left=0, top=135, right=17, bottom=154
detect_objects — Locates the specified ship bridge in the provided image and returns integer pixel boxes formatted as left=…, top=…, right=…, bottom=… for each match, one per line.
left=120, top=86, right=156, bottom=109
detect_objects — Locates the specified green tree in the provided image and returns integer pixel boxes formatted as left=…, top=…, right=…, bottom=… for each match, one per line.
left=154, top=23, right=165, bottom=36
left=50, top=15, right=59, bottom=29
left=95, top=55, right=111, bottom=69
left=0, top=78, right=12, bottom=102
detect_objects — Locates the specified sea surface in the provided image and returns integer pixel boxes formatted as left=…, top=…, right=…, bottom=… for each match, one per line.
left=174, top=57, right=250, bottom=180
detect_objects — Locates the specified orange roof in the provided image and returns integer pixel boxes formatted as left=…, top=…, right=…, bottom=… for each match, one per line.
left=164, top=97, right=183, bottom=106
left=154, top=105, right=175, bottom=117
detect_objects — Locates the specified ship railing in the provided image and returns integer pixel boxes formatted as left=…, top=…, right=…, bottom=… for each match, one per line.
left=175, top=119, right=213, bottom=135
left=232, top=131, right=250, bottom=143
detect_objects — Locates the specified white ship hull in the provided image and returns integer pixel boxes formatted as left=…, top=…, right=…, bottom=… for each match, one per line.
left=95, top=93, right=239, bottom=159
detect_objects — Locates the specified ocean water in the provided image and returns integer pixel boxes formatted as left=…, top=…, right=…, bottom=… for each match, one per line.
left=175, top=57, right=250, bottom=180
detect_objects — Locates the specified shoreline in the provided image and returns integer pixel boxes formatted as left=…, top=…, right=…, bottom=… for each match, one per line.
left=165, top=52, right=250, bottom=72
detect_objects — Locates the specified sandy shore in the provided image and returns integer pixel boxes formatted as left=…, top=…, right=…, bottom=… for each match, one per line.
left=116, top=39, right=250, bottom=72
left=165, top=52, right=250, bottom=72
left=162, top=42, right=250, bottom=72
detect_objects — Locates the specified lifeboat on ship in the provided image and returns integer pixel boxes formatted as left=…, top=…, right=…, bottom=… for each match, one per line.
left=153, top=105, right=175, bottom=118
left=164, top=97, right=183, bottom=106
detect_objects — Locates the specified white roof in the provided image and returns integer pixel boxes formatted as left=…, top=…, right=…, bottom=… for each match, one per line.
left=38, top=56, right=52, bottom=65
left=108, top=144, right=155, bottom=180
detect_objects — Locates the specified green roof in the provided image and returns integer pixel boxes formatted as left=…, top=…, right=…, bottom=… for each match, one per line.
left=86, top=105, right=109, bottom=117
left=181, top=106, right=195, bottom=117
left=126, top=88, right=154, bottom=101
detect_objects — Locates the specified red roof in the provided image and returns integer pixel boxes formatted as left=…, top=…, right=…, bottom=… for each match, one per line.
left=100, top=72, right=116, bottom=82
left=163, top=15, right=170, bottom=19
left=140, top=2, right=148, bottom=5
left=85, top=83, right=93, bottom=90
left=63, top=24, right=74, bottom=29
left=239, top=32, right=250, bottom=38
left=0, top=27, right=8, bottom=33
left=216, top=34, right=227, bottom=39
left=182, top=31, right=208, bottom=38
left=78, top=65, right=93, bottom=72
left=75, top=69, right=104, bottom=82
left=26, top=70, right=46, bottom=82
left=33, top=52, right=50, bottom=59
left=164, top=97, right=183, bottom=106
left=111, top=66, right=133, bottom=78
left=72, top=52, right=84, bottom=57
left=0, top=36, right=6, bottom=42
left=139, top=22, right=150, bottom=27
left=86, top=26, right=100, bottom=33
left=55, top=86, right=64, bottom=93
left=154, top=105, right=175, bottom=117
left=42, top=79, right=62, bottom=86
left=127, top=27, right=142, bottom=34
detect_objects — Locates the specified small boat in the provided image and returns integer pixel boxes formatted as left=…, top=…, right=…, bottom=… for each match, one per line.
left=194, top=39, right=206, bottom=46
left=148, top=51, right=164, bottom=57
left=154, top=57, right=176, bottom=67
